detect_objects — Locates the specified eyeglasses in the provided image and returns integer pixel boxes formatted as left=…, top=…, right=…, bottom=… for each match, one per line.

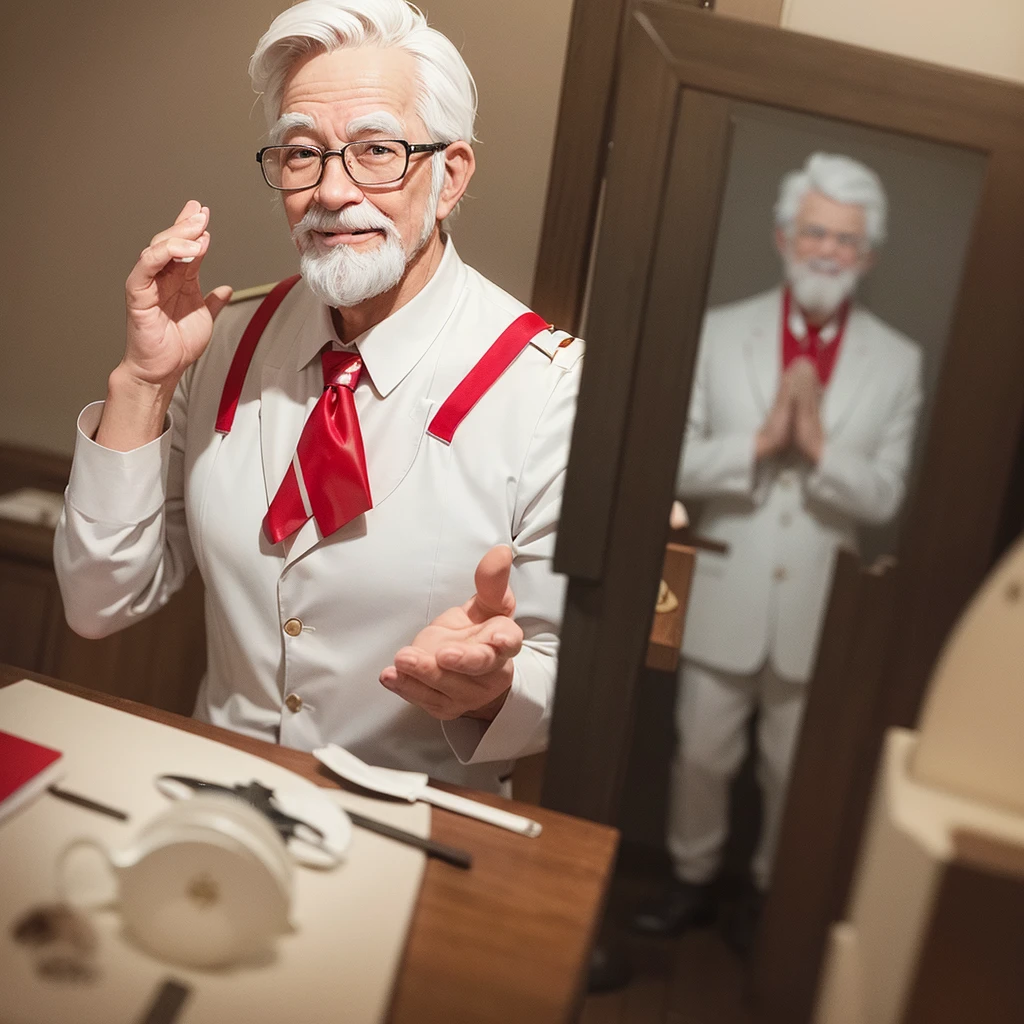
left=256, top=140, right=450, bottom=191
left=794, top=224, right=868, bottom=254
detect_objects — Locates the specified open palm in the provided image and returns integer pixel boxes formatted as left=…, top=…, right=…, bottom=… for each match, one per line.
left=379, top=545, right=524, bottom=721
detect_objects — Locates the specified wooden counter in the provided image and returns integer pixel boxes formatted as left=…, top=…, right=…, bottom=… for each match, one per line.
left=1, top=666, right=619, bottom=1024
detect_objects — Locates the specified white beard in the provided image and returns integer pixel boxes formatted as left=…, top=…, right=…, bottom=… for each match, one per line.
left=292, top=166, right=441, bottom=308
left=784, top=256, right=860, bottom=320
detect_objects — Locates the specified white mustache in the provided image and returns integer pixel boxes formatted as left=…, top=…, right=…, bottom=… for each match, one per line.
left=293, top=203, right=397, bottom=239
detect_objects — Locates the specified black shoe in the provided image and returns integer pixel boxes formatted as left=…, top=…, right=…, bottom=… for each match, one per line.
left=629, top=879, right=717, bottom=936
left=720, top=886, right=764, bottom=959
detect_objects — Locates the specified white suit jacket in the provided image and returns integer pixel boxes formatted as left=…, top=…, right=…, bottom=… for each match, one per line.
left=678, top=287, right=923, bottom=683
left=54, top=242, right=584, bottom=791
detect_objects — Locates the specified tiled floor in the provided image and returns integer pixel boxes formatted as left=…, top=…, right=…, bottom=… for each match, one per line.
left=580, top=872, right=760, bottom=1024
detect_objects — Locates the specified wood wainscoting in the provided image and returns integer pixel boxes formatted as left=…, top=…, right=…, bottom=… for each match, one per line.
left=0, top=443, right=206, bottom=715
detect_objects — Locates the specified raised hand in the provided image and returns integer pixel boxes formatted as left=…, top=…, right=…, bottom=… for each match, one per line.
left=123, top=199, right=233, bottom=387
left=96, top=200, right=233, bottom=451
left=379, top=545, right=524, bottom=722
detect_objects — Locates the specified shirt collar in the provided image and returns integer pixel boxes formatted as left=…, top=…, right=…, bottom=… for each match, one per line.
left=293, top=238, right=467, bottom=396
left=787, top=300, right=842, bottom=345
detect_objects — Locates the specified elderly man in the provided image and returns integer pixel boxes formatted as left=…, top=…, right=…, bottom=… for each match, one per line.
left=634, top=153, right=922, bottom=942
left=53, top=0, right=582, bottom=793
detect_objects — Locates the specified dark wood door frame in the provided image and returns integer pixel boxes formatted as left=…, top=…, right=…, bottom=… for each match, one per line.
left=540, top=4, right=1024, bottom=1018
left=752, top=551, right=902, bottom=1023
left=530, top=0, right=783, bottom=339
left=530, top=0, right=735, bottom=340
left=529, top=0, right=636, bottom=336
left=544, top=70, right=734, bottom=821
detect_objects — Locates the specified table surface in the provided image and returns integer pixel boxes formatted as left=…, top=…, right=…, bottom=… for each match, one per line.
left=1, top=665, right=619, bottom=1024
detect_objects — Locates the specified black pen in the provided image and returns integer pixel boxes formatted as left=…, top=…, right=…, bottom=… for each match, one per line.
left=47, top=785, right=129, bottom=822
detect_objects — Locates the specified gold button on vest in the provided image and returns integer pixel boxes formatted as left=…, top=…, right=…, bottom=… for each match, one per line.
left=285, top=693, right=303, bottom=713
left=283, top=618, right=303, bottom=637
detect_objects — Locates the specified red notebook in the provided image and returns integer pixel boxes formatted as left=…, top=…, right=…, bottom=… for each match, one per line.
left=0, top=730, right=65, bottom=823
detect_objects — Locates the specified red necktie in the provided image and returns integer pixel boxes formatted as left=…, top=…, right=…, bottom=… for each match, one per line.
left=263, top=350, right=373, bottom=544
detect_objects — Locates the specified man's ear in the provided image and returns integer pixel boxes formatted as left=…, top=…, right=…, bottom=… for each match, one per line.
left=436, top=141, right=475, bottom=222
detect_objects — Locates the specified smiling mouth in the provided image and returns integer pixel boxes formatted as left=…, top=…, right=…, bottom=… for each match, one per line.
left=313, top=228, right=384, bottom=247
left=317, top=228, right=380, bottom=237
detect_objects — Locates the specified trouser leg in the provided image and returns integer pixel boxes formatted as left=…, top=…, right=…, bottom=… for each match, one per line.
left=667, top=660, right=758, bottom=884
left=751, top=662, right=808, bottom=889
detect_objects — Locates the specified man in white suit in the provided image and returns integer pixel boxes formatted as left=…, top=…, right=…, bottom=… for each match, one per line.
left=53, top=0, right=581, bottom=792
left=634, top=153, right=922, bottom=941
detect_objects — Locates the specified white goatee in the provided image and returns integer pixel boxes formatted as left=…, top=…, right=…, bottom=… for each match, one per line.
left=784, top=255, right=860, bottom=321
left=291, top=158, right=444, bottom=308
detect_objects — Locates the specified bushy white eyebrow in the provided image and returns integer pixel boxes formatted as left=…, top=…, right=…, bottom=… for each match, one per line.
left=346, top=112, right=404, bottom=138
left=268, top=112, right=318, bottom=146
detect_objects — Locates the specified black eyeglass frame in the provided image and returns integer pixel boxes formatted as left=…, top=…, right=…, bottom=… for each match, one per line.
left=256, top=140, right=450, bottom=191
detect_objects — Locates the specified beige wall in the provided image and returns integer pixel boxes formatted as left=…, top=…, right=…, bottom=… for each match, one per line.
left=0, top=0, right=572, bottom=456
left=782, top=0, right=1024, bottom=82
left=7, top=0, right=1020, bottom=457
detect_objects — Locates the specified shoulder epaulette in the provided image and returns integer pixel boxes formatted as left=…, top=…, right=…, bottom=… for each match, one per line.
left=229, top=282, right=280, bottom=305
left=528, top=323, right=575, bottom=360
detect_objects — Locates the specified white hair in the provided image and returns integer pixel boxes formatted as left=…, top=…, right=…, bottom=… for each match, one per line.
left=249, top=0, right=477, bottom=145
left=775, top=153, right=888, bottom=249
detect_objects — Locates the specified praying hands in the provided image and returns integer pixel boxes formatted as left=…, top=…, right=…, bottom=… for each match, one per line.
left=755, top=356, right=825, bottom=465
left=789, top=358, right=825, bottom=464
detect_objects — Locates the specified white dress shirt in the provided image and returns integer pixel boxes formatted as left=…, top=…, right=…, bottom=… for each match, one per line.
left=787, top=302, right=842, bottom=347
left=54, top=241, right=584, bottom=791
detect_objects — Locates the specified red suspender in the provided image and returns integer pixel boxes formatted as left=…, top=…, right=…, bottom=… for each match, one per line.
left=427, top=311, right=549, bottom=444
left=215, top=274, right=301, bottom=434
left=216, top=289, right=548, bottom=443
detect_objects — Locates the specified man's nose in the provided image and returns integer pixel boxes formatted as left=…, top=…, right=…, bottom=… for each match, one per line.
left=313, top=155, right=364, bottom=209
left=817, top=231, right=841, bottom=258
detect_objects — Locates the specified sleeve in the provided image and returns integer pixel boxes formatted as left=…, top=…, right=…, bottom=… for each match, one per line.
left=675, top=337, right=759, bottom=500
left=804, top=348, right=924, bottom=524
left=52, top=370, right=195, bottom=639
left=442, top=346, right=582, bottom=765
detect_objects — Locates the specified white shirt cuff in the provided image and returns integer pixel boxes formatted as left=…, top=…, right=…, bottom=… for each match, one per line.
left=65, top=401, right=172, bottom=523
left=442, top=659, right=547, bottom=765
